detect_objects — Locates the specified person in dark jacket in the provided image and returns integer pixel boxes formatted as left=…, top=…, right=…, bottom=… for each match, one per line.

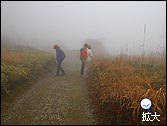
left=53, top=44, right=65, bottom=76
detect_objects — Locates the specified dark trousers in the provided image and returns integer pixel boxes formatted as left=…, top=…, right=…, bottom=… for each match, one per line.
left=56, top=61, right=65, bottom=75
left=80, top=60, right=85, bottom=75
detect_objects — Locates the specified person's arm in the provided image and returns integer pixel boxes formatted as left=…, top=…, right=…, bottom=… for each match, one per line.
left=60, top=49, right=65, bottom=61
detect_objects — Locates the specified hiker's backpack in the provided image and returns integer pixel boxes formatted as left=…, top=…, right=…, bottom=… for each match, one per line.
left=80, top=48, right=87, bottom=60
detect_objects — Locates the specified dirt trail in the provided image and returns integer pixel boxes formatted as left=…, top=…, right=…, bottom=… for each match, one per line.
left=1, top=51, right=96, bottom=125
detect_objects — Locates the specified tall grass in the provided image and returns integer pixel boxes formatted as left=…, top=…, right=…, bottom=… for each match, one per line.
left=86, top=52, right=166, bottom=125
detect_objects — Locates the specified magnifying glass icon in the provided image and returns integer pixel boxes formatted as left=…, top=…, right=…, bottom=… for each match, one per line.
left=140, top=97, right=154, bottom=115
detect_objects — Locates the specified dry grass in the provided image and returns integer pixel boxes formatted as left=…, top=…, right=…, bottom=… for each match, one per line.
left=1, top=44, right=55, bottom=96
left=86, top=55, right=166, bottom=125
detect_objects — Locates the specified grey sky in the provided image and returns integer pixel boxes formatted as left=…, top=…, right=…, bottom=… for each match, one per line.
left=1, top=1, right=166, bottom=54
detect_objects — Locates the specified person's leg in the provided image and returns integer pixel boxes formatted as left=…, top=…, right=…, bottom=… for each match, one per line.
left=84, top=61, right=87, bottom=78
left=59, top=61, right=65, bottom=75
left=81, top=60, right=84, bottom=75
left=56, top=61, right=61, bottom=76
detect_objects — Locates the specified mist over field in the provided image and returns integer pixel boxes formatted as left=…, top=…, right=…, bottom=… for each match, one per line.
left=1, top=2, right=166, bottom=125
left=1, top=1, right=166, bottom=55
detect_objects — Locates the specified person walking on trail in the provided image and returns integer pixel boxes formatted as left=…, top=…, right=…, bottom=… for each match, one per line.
left=84, top=45, right=93, bottom=78
left=53, top=44, right=65, bottom=77
left=80, top=43, right=88, bottom=77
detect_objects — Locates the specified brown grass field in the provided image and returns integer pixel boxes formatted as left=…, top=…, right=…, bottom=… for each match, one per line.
left=86, top=54, right=166, bottom=125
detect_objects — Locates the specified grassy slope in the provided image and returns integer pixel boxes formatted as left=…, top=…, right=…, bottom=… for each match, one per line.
left=1, top=46, right=55, bottom=95
left=86, top=57, right=166, bottom=125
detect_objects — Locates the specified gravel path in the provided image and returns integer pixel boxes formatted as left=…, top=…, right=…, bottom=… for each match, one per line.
left=1, top=51, right=97, bottom=125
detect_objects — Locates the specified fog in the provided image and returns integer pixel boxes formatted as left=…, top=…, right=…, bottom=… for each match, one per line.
left=1, top=1, right=166, bottom=55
